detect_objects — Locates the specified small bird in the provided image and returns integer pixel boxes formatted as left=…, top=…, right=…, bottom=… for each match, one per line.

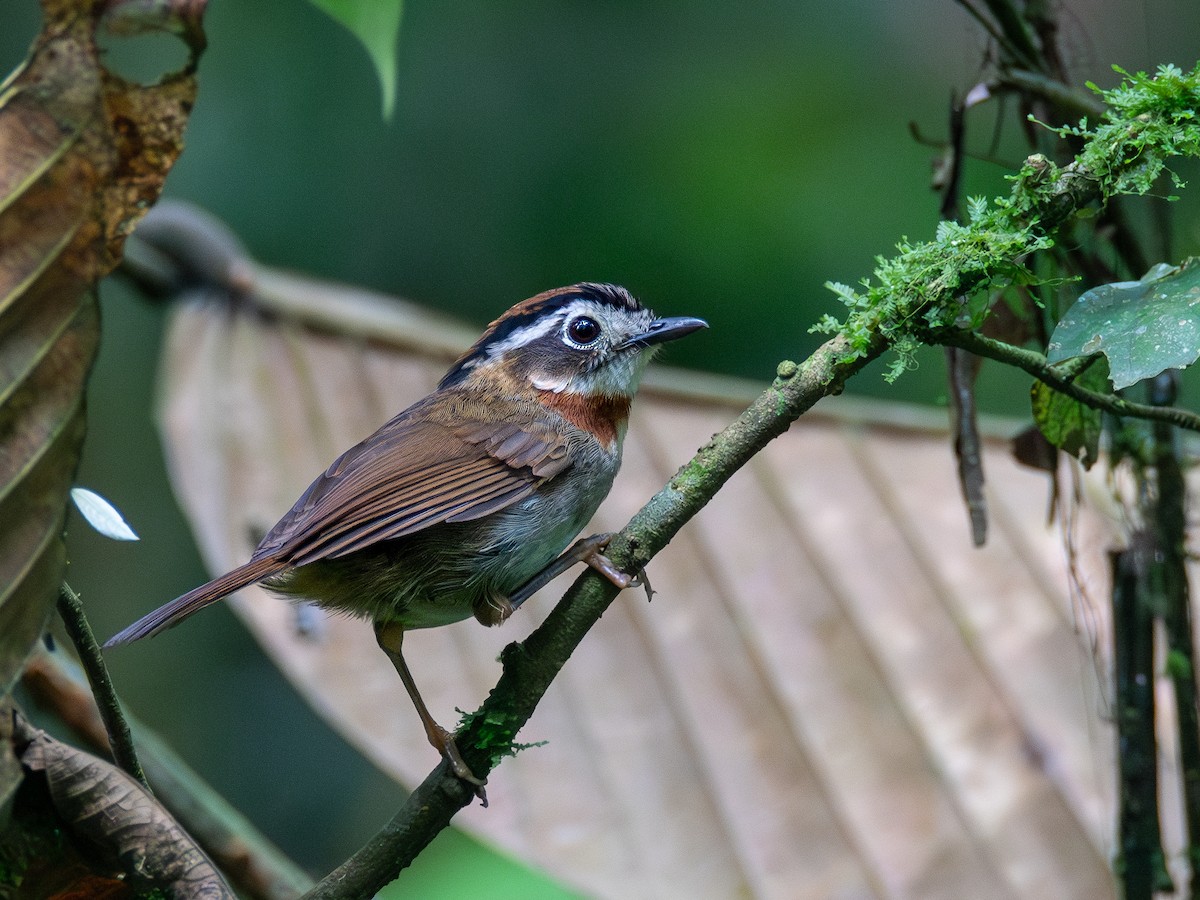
left=106, top=283, right=706, bottom=796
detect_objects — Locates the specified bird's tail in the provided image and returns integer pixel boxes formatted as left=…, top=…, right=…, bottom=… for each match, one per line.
left=104, top=557, right=280, bottom=647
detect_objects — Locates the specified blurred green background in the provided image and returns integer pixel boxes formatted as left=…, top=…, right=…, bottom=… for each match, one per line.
left=4, top=0, right=1200, bottom=895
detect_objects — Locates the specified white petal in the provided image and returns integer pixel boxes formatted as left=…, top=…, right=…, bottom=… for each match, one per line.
left=70, top=487, right=140, bottom=541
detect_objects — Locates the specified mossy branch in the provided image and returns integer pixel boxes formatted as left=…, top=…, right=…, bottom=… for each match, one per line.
left=305, top=63, right=1200, bottom=897
left=814, top=62, right=1200, bottom=381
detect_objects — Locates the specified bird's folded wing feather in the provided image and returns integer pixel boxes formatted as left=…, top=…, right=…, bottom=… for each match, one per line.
left=253, top=402, right=571, bottom=566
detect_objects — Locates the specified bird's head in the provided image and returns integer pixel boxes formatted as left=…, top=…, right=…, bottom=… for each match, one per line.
left=440, top=283, right=707, bottom=402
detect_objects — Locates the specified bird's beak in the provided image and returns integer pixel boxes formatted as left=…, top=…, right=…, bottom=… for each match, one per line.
left=616, top=316, right=708, bottom=350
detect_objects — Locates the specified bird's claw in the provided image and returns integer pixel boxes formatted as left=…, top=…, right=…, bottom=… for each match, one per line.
left=582, top=545, right=630, bottom=589
left=627, top=569, right=655, bottom=601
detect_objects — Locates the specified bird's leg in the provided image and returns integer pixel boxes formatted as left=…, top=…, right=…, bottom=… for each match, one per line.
left=373, top=620, right=487, bottom=804
left=507, top=533, right=639, bottom=614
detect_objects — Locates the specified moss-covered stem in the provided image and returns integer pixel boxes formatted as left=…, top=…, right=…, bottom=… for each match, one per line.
left=56, top=582, right=148, bottom=790
left=928, top=328, right=1200, bottom=433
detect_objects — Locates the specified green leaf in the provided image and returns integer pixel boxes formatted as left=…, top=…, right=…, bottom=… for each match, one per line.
left=1047, top=259, right=1200, bottom=389
left=307, top=0, right=403, bottom=119
left=1030, top=358, right=1110, bottom=468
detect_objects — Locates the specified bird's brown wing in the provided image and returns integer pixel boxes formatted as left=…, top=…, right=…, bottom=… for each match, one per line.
left=105, top=396, right=571, bottom=647
left=254, top=398, right=571, bottom=566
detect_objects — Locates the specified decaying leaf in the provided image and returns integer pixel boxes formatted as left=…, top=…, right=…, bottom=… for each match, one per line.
left=19, top=648, right=316, bottom=899
left=0, top=0, right=204, bottom=773
left=133, top=204, right=1123, bottom=898
left=12, top=713, right=234, bottom=897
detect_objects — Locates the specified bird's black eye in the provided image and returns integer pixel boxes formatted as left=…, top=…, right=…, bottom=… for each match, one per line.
left=566, top=316, right=601, bottom=346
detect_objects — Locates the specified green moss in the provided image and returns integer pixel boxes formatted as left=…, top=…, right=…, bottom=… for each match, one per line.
left=1068, top=65, right=1200, bottom=196
left=460, top=708, right=515, bottom=753
left=670, top=457, right=713, bottom=494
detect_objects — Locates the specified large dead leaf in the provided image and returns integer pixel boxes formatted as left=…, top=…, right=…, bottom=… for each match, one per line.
left=0, top=0, right=203, bottom=810
left=138, top=204, right=1129, bottom=897
left=10, top=713, right=233, bottom=896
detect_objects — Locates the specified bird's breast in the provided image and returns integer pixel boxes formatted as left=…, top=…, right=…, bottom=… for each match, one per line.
left=535, top=389, right=631, bottom=450
left=475, top=444, right=621, bottom=582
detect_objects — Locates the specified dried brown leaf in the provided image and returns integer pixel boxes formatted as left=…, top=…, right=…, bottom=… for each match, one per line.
left=20, top=649, right=315, bottom=900
left=12, top=713, right=233, bottom=897
left=0, top=0, right=203, bottom=749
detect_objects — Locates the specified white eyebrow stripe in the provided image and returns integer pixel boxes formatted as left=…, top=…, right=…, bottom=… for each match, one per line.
left=483, top=313, right=564, bottom=359
left=482, top=298, right=606, bottom=360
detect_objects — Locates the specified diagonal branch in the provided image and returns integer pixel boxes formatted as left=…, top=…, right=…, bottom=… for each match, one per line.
left=311, top=308, right=1200, bottom=900
left=303, top=335, right=882, bottom=898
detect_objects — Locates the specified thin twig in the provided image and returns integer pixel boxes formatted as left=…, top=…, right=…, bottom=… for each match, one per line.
left=928, top=328, right=1200, bottom=433
left=999, top=69, right=1107, bottom=120
left=978, top=0, right=1042, bottom=69
left=56, top=582, right=148, bottom=790
left=938, top=91, right=989, bottom=546
left=953, top=0, right=1023, bottom=65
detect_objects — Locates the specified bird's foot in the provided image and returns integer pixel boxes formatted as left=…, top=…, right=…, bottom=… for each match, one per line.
left=436, top=726, right=488, bottom=806
left=506, top=533, right=646, bottom=614
left=580, top=535, right=652, bottom=599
